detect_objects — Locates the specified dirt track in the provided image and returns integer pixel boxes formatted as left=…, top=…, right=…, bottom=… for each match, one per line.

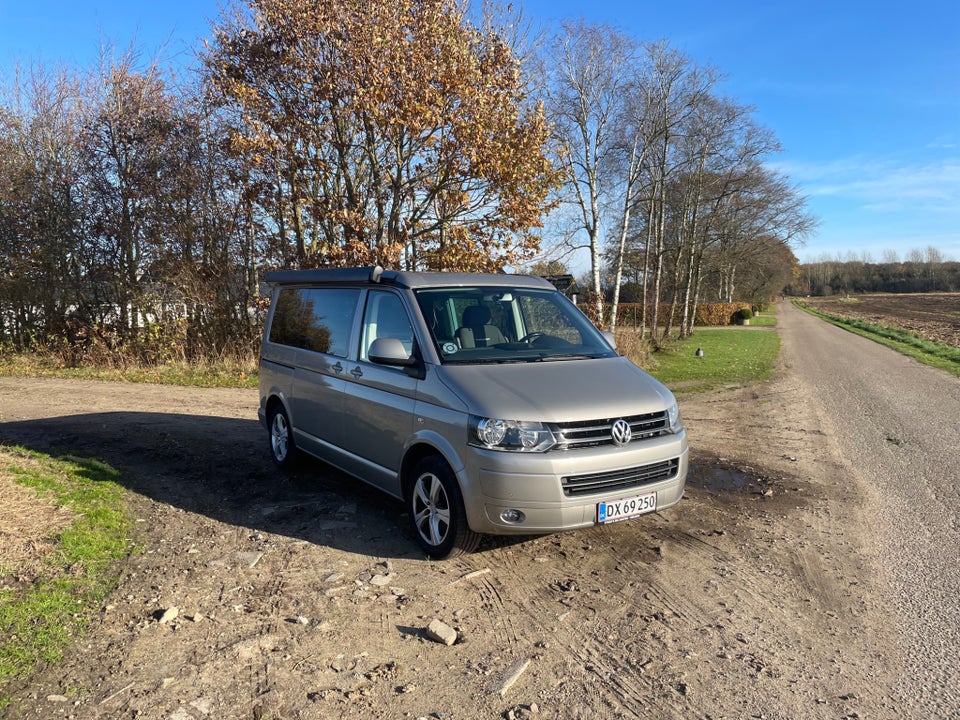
left=0, top=325, right=907, bottom=719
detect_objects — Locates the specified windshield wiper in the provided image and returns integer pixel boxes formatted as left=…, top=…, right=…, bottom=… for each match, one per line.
left=528, top=352, right=601, bottom=362
left=446, top=357, right=527, bottom=365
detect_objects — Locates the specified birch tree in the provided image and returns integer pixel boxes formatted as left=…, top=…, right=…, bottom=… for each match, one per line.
left=634, top=42, right=713, bottom=344
left=541, top=21, right=635, bottom=323
left=615, top=46, right=812, bottom=337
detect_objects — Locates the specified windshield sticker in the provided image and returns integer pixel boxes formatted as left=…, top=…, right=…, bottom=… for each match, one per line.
left=442, top=342, right=459, bottom=354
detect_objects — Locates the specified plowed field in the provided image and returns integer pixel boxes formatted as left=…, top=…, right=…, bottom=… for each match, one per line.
left=802, top=292, right=960, bottom=347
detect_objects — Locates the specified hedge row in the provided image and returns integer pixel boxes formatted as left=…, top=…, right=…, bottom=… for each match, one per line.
left=611, top=302, right=752, bottom=328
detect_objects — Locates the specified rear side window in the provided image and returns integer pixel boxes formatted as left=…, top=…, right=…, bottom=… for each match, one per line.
left=269, top=287, right=360, bottom=357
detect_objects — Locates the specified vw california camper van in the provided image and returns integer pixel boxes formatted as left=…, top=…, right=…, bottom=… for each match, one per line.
left=259, top=267, right=687, bottom=559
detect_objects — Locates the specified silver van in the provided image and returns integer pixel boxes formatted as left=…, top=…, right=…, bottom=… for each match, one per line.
left=258, top=267, right=687, bottom=559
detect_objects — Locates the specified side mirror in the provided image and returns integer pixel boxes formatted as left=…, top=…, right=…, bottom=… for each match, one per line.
left=368, top=337, right=417, bottom=367
left=602, top=331, right=617, bottom=351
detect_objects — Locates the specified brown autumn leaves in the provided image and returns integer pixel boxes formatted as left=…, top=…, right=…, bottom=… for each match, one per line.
left=207, top=0, right=557, bottom=272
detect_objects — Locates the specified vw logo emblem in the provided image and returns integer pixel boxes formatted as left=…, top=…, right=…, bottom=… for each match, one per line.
left=611, top=419, right=632, bottom=446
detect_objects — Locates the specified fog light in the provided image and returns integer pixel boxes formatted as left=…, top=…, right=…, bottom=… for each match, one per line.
left=499, top=509, right=526, bottom=524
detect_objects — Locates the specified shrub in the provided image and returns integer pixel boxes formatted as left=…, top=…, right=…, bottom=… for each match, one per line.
left=613, top=328, right=653, bottom=368
left=696, top=303, right=750, bottom=326
left=732, top=307, right=754, bottom=324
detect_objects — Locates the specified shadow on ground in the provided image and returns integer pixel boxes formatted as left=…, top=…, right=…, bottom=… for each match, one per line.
left=0, top=411, right=789, bottom=561
left=0, top=411, right=429, bottom=560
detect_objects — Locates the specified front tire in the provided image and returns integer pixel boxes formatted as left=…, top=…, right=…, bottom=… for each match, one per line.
left=268, top=405, right=298, bottom=470
left=408, top=456, right=481, bottom=560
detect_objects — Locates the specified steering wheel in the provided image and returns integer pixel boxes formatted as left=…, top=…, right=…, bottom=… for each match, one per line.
left=519, top=332, right=547, bottom=344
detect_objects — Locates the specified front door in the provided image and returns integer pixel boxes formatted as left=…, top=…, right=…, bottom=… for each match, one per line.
left=338, top=290, right=419, bottom=497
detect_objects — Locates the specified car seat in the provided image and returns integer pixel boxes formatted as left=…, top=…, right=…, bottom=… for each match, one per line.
left=456, top=305, right=506, bottom=348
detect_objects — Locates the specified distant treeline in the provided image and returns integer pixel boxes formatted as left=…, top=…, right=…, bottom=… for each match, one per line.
left=789, top=260, right=960, bottom=296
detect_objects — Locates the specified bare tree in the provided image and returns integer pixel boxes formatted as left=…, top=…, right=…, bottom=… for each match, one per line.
left=612, top=48, right=813, bottom=336
left=540, top=20, right=636, bottom=323
left=674, top=100, right=790, bottom=334
left=80, top=46, right=266, bottom=361
left=0, top=63, right=86, bottom=346
left=81, top=47, right=176, bottom=340
left=628, top=42, right=714, bottom=343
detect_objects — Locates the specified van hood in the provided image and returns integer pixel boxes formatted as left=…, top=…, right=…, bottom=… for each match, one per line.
left=437, top=356, right=675, bottom=422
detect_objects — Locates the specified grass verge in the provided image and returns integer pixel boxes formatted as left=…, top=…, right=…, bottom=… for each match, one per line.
left=0, top=447, right=132, bottom=706
left=793, top=300, right=960, bottom=378
left=642, top=328, right=781, bottom=393
left=0, top=354, right=257, bottom=388
left=748, top=312, right=777, bottom=327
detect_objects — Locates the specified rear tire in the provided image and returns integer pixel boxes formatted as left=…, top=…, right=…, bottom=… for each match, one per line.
left=268, top=405, right=298, bottom=470
left=408, top=456, right=481, bottom=560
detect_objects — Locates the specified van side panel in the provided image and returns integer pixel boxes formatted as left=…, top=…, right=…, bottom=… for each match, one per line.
left=338, top=364, right=417, bottom=496
left=259, top=286, right=362, bottom=462
left=289, top=358, right=347, bottom=462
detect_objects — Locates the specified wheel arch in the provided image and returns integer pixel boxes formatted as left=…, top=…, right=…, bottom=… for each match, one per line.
left=401, top=442, right=447, bottom=502
left=264, top=392, right=291, bottom=424
left=400, top=433, right=465, bottom=501
left=403, top=445, right=482, bottom=559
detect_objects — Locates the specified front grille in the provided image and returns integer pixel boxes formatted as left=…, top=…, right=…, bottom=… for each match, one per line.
left=561, top=458, right=680, bottom=497
left=553, top=411, right=669, bottom=449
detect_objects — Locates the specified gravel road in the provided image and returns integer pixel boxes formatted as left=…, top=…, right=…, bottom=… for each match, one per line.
left=778, top=301, right=960, bottom=716
left=0, top=301, right=956, bottom=719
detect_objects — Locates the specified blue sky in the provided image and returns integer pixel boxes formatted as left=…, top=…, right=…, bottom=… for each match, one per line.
left=2, top=0, right=958, bottom=264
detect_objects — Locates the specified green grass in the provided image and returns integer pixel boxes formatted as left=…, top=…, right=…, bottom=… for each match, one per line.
left=748, top=312, right=777, bottom=327
left=794, top=300, right=960, bottom=378
left=0, top=354, right=257, bottom=388
left=0, top=448, right=133, bottom=706
left=644, top=328, right=781, bottom=393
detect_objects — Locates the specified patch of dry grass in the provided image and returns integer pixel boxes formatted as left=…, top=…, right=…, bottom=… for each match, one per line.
left=0, top=448, right=131, bottom=699
left=0, top=459, right=76, bottom=589
left=613, top=328, right=656, bottom=370
left=0, top=353, right=258, bottom=388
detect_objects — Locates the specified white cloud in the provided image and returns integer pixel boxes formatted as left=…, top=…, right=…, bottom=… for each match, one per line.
left=778, top=151, right=960, bottom=263
left=927, top=135, right=958, bottom=150
left=773, top=156, right=960, bottom=213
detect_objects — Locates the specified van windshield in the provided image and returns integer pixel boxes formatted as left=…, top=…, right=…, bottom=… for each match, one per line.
left=414, top=287, right=617, bottom=364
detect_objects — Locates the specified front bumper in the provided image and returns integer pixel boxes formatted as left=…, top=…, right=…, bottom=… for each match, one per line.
left=459, top=432, right=688, bottom=535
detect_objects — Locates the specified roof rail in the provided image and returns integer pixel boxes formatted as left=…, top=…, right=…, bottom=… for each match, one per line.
left=263, top=266, right=384, bottom=285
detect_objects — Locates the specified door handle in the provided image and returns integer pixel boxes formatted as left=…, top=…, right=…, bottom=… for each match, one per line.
left=331, top=362, right=343, bottom=375
left=350, top=366, right=363, bottom=380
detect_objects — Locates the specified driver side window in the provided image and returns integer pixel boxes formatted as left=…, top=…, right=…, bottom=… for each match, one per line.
left=360, top=291, right=415, bottom=361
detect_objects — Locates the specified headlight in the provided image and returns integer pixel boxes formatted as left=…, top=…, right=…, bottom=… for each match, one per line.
left=470, top=416, right=557, bottom=452
left=667, top=401, right=684, bottom=433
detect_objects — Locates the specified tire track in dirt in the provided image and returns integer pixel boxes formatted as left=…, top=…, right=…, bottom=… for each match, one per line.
left=0, top=374, right=910, bottom=719
left=450, top=521, right=726, bottom=719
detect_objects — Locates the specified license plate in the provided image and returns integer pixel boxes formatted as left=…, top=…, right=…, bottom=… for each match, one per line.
left=597, top=491, right=657, bottom=523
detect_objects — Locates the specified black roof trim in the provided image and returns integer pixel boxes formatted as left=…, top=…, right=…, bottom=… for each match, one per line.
left=264, top=266, right=387, bottom=285
left=262, top=266, right=554, bottom=291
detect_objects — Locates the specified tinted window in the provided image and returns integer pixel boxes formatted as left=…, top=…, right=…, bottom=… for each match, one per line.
left=269, top=288, right=360, bottom=357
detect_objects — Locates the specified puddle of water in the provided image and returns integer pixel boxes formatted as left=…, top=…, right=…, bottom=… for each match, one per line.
left=702, top=466, right=752, bottom=492
left=688, top=465, right=756, bottom=492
